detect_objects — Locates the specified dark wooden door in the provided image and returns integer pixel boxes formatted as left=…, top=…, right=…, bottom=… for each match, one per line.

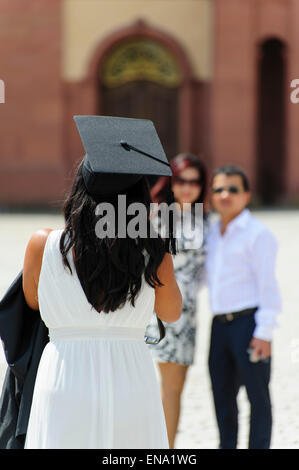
left=256, top=39, right=286, bottom=205
left=101, top=80, right=178, bottom=162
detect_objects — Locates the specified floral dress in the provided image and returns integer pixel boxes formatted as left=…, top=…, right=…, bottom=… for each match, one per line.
left=145, top=211, right=208, bottom=366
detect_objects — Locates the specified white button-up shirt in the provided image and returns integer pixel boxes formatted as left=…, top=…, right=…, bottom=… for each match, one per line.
left=205, top=208, right=282, bottom=341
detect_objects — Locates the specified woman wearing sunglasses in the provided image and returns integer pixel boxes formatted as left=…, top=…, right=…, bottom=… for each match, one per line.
left=145, top=153, right=209, bottom=449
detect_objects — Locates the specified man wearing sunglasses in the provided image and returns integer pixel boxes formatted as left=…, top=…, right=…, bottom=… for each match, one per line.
left=205, top=164, right=281, bottom=449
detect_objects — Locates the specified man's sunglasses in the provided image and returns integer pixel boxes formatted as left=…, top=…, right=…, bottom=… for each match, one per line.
left=173, top=176, right=202, bottom=187
left=212, top=185, right=243, bottom=194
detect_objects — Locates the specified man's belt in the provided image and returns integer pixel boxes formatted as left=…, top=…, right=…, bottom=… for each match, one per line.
left=214, top=307, right=258, bottom=323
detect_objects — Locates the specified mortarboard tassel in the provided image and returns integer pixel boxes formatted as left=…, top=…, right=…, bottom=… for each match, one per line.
left=120, top=141, right=171, bottom=168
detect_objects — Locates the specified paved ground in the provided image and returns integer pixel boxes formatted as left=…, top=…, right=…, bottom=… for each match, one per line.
left=0, top=209, right=298, bottom=449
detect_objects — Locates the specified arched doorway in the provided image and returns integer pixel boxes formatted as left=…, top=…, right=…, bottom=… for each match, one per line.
left=99, top=38, right=182, bottom=174
left=256, top=38, right=286, bottom=205
left=71, top=21, right=196, bottom=182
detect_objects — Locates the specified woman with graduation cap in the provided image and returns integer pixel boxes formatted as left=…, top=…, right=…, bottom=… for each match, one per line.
left=22, top=115, right=182, bottom=449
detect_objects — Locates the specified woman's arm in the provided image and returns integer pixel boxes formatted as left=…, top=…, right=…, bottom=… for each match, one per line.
left=154, top=253, right=182, bottom=323
left=22, top=228, right=53, bottom=311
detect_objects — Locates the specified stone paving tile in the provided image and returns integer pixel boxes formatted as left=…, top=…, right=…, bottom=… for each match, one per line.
left=0, top=210, right=298, bottom=449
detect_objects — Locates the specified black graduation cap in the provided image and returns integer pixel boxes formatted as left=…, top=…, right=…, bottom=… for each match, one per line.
left=73, top=115, right=172, bottom=197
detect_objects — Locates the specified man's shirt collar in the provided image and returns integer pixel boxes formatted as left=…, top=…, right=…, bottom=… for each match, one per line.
left=217, top=208, right=250, bottom=236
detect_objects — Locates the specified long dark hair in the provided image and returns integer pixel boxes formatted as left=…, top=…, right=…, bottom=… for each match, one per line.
left=59, top=159, right=176, bottom=314
left=151, top=153, right=208, bottom=215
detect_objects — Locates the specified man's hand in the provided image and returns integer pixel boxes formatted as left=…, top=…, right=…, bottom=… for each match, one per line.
left=249, top=337, right=271, bottom=360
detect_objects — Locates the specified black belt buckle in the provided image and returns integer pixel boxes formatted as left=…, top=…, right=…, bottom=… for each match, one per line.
left=225, top=313, right=234, bottom=322
left=216, top=313, right=234, bottom=323
left=215, top=307, right=258, bottom=324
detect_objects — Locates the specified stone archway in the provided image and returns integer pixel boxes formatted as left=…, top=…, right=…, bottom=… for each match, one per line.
left=99, top=37, right=182, bottom=162
left=64, top=20, right=200, bottom=180
left=86, top=20, right=195, bottom=156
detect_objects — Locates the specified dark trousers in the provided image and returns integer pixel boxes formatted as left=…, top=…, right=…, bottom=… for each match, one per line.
left=208, top=313, right=272, bottom=449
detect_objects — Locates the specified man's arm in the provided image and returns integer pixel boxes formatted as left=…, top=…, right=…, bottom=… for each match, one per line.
left=249, top=228, right=282, bottom=357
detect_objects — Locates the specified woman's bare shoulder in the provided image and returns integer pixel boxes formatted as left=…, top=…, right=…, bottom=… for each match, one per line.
left=26, top=228, right=54, bottom=256
left=25, top=228, right=55, bottom=270
left=30, top=227, right=53, bottom=240
left=22, top=228, right=54, bottom=310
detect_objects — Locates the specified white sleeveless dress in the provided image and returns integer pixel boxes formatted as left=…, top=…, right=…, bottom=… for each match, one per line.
left=24, top=229, right=169, bottom=449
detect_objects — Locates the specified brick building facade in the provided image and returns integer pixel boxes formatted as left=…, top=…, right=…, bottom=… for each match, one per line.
left=0, top=0, right=298, bottom=207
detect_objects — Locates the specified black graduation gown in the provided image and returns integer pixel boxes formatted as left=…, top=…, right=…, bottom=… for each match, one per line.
left=0, top=270, right=49, bottom=449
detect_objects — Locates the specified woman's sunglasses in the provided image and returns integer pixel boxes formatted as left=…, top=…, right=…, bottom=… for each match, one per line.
left=173, top=176, right=202, bottom=187
left=212, top=185, right=242, bottom=194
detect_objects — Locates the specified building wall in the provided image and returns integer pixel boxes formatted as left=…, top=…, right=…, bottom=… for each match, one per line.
left=211, top=0, right=299, bottom=202
left=0, top=0, right=298, bottom=206
left=62, top=0, right=213, bottom=82
left=0, top=0, right=66, bottom=206
left=0, top=0, right=213, bottom=207
left=62, top=0, right=214, bottom=182
left=287, top=0, right=299, bottom=199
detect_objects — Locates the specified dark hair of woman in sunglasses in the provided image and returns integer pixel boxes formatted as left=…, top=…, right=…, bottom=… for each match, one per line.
left=59, top=159, right=177, bottom=315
